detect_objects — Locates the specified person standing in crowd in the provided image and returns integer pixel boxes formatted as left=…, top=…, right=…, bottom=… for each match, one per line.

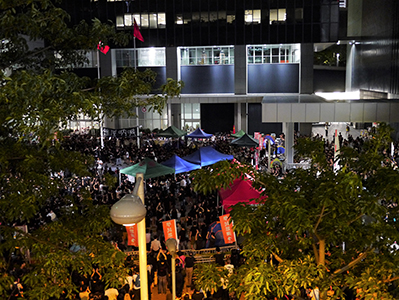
left=156, top=256, right=168, bottom=295
left=150, top=235, right=162, bottom=254
left=185, top=252, right=195, bottom=288
left=214, top=247, right=225, bottom=266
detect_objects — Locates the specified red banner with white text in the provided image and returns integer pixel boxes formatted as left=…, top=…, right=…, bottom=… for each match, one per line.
left=126, top=224, right=138, bottom=247
left=219, top=214, right=236, bottom=244
left=162, top=219, right=177, bottom=241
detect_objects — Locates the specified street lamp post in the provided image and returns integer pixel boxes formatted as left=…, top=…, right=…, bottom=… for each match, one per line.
left=110, top=172, right=148, bottom=300
left=165, top=238, right=177, bottom=300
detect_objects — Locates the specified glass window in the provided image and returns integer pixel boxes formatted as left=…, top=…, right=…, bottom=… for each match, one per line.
left=245, top=10, right=253, bottom=23
left=253, top=10, right=261, bottom=23
left=295, top=8, right=303, bottom=21
left=141, top=14, right=149, bottom=28
left=179, top=46, right=234, bottom=66
left=245, top=10, right=261, bottom=24
left=247, top=44, right=301, bottom=64
left=158, top=13, right=166, bottom=28
left=210, top=11, right=218, bottom=22
left=269, top=9, right=286, bottom=24
left=184, top=103, right=192, bottom=119
left=227, top=15, right=235, bottom=23
left=116, top=16, right=124, bottom=27
left=124, top=14, right=133, bottom=26
left=192, top=103, right=200, bottom=119
left=176, top=14, right=183, bottom=25
left=149, top=13, right=157, bottom=29
left=201, top=11, right=209, bottom=22
left=115, top=48, right=166, bottom=67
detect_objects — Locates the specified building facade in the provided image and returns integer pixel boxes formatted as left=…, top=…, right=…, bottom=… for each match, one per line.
left=62, top=0, right=398, bottom=136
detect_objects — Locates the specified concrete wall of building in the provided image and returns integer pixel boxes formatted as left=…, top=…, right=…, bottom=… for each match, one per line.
left=248, top=64, right=300, bottom=93
left=201, top=103, right=234, bottom=134
left=181, top=65, right=234, bottom=94
left=234, top=45, right=247, bottom=95
left=314, top=67, right=346, bottom=92
left=300, top=43, right=314, bottom=94
left=249, top=103, right=282, bottom=136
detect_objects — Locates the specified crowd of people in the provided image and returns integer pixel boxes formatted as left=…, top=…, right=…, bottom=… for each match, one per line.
left=6, top=125, right=399, bottom=300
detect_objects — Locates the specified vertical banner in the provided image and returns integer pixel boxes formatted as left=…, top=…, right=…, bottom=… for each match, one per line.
left=163, top=219, right=178, bottom=241
left=126, top=224, right=138, bottom=247
left=334, top=129, right=340, bottom=172
left=219, top=214, right=236, bottom=244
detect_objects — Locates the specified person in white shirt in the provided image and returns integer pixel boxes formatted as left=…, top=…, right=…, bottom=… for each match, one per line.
left=104, top=287, right=119, bottom=300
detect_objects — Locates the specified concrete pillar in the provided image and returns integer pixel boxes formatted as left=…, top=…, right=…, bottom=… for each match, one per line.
left=234, top=45, right=247, bottom=95
left=166, top=47, right=179, bottom=80
left=300, top=43, right=314, bottom=94
left=283, top=122, right=294, bottom=164
left=235, top=103, right=242, bottom=131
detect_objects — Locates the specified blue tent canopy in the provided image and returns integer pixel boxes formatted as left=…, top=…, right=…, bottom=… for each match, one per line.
left=182, top=146, right=234, bottom=167
left=161, top=154, right=201, bottom=174
left=186, top=128, right=213, bottom=139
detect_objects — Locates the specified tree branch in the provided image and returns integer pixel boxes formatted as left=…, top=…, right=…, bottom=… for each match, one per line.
left=384, top=276, right=399, bottom=283
left=348, top=213, right=364, bottom=225
left=5, top=46, right=53, bottom=69
left=271, top=251, right=284, bottom=263
left=332, top=250, right=371, bottom=276
left=314, top=205, right=325, bottom=232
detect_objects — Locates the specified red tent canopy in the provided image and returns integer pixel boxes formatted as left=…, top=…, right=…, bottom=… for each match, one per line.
left=219, top=178, right=266, bottom=212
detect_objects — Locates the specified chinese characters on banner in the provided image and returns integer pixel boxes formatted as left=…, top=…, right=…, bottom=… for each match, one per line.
left=126, top=224, right=138, bottom=247
left=162, top=219, right=177, bottom=241
left=219, top=214, right=236, bottom=244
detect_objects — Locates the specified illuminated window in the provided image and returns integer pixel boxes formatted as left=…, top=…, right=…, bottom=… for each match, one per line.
left=115, top=48, right=166, bottom=67
left=245, top=10, right=261, bottom=24
left=158, top=13, right=166, bottom=28
left=247, top=44, right=301, bottom=64
left=227, top=15, right=235, bottom=23
left=179, top=46, right=234, bottom=66
left=269, top=9, right=286, bottom=24
left=116, top=13, right=165, bottom=28
left=176, top=15, right=183, bottom=25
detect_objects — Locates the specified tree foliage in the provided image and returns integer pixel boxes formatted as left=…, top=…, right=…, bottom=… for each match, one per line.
left=0, top=0, right=182, bottom=299
left=192, top=124, right=399, bottom=300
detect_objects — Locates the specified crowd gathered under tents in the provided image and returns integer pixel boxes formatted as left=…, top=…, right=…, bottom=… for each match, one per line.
left=4, top=126, right=399, bottom=300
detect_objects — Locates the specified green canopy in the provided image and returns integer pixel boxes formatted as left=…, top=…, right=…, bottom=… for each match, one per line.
left=231, top=129, right=245, bottom=138
left=120, top=158, right=175, bottom=180
left=157, top=125, right=187, bottom=138
left=231, top=133, right=259, bottom=147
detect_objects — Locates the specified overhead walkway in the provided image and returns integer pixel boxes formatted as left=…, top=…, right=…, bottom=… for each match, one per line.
left=261, top=94, right=399, bottom=163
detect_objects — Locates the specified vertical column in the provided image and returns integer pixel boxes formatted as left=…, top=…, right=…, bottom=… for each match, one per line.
left=283, top=122, right=294, bottom=164
left=166, top=47, right=179, bottom=80
left=235, top=103, right=242, bottom=131
left=166, top=47, right=179, bottom=130
left=136, top=173, right=148, bottom=300
left=300, top=43, right=314, bottom=94
left=234, top=45, right=247, bottom=95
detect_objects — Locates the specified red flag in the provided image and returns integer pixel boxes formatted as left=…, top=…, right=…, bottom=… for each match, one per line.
left=126, top=224, right=138, bottom=247
left=219, top=214, right=236, bottom=244
left=133, top=18, right=144, bottom=42
left=162, top=219, right=177, bottom=241
left=97, top=41, right=110, bottom=55
left=233, top=126, right=236, bottom=134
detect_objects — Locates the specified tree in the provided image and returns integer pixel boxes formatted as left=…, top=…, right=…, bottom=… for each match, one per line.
left=0, top=0, right=182, bottom=299
left=192, top=124, right=399, bottom=300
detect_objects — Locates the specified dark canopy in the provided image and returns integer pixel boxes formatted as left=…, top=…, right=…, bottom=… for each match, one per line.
left=157, top=125, right=187, bottom=138
left=161, top=154, right=201, bottom=174
left=186, top=128, right=213, bottom=139
left=120, top=157, right=175, bottom=180
left=231, top=129, right=245, bottom=138
left=182, top=146, right=234, bottom=167
left=231, top=133, right=259, bottom=147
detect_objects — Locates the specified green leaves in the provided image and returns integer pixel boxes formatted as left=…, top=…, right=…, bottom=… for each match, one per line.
left=192, top=124, right=399, bottom=300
